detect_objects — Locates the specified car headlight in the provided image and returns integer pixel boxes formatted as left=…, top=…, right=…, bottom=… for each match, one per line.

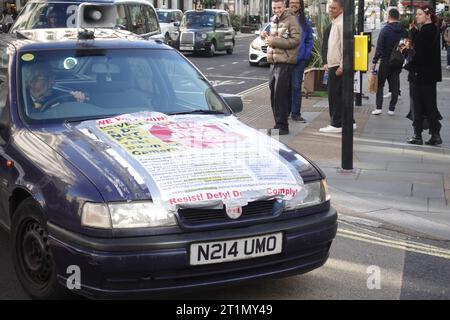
left=283, top=179, right=330, bottom=211
left=81, top=201, right=177, bottom=229
left=170, top=31, right=179, bottom=41
left=251, top=40, right=261, bottom=50
left=200, top=33, right=207, bottom=39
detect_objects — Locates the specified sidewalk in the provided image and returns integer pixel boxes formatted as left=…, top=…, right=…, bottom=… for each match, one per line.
left=234, top=31, right=258, bottom=39
left=238, top=50, right=450, bottom=241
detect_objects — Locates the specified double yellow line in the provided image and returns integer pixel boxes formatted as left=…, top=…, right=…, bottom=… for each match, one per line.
left=338, top=228, right=450, bottom=260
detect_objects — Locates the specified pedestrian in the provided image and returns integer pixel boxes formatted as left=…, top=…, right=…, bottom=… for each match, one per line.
left=406, top=5, right=443, bottom=146
left=444, top=21, right=450, bottom=70
left=0, top=8, right=14, bottom=29
left=261, top=0, right=301, bottom=135
left=371, top=8, right=408, bottom=116
left=440, top=18, right=447, bottom=50
left=289, top=0, right=313, bottom=123
left=319, top=0, right=354, bottom=133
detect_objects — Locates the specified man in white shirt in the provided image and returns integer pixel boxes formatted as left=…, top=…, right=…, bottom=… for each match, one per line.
left=319, top=0, right=354, bottom=133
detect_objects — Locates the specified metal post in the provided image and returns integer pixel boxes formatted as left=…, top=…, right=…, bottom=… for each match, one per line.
left=269, top=0, right=272, bottom=20
left=341, top=0, right=355, bottom=170
left=355, top=0, right=365, bottom=106
left=430, top=0, right=436, bottom=10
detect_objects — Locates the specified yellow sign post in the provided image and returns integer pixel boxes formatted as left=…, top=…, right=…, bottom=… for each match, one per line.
left=354, top=33, right=368, bottom=72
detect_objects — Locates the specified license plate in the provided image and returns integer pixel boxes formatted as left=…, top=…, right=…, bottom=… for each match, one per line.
left=180, top=46, right=194, bottom=51
left=190, top=233, right=282, bottom=266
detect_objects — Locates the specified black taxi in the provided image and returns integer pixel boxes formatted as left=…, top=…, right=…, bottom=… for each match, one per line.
left=176, top=9, right=235, bottom=56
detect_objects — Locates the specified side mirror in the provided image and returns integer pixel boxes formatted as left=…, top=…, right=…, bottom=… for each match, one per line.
left=174, top=21, right=180, bottom=27
left=220, top=94, right=243, bottom=114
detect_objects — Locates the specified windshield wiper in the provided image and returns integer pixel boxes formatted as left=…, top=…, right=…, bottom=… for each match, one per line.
left=64, top=114, right=117, bottom=123
left=169, top=109, right=229, bottom=116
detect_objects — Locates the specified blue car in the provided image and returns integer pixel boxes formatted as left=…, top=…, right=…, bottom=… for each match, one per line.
left=0, top=26, right=337, bottom=299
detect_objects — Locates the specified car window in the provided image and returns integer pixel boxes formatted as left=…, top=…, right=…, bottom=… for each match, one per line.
left=128, top=5, right=147, bottom=34
left=182, top=12, right=215, bottom=28
left=221, top=14, right=229, bottom=28
left=116, top=4, right=129, bottom=28
left=12, top=3, right=78, bottom=30
left=215, top=15, right=221, bottom=27
left=18, top=49, right=228, bottom=122
left=157, top=11, right=170, bottom=23
left=176, top=12, right=182, bottom=22
left=142, top=6, right=159, bottom=33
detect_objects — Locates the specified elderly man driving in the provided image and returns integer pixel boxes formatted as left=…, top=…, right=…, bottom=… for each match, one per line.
left=25, top=63, right=87, bottom=111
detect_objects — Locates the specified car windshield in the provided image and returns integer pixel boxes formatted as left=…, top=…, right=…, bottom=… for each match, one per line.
left=157, top=11, right=171, bottom=23
left=10, top=3, right=80, bottom=30
left=182, top=12, right=215, bottom=28
left=19, top=48, right=229, bottom=123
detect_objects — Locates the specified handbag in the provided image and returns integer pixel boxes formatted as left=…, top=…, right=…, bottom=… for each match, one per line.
left=368, top=71, right=378, bottom=93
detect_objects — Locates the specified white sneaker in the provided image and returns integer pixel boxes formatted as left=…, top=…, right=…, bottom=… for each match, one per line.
left=319, top=125, right=342, bottom=133
left=387, top=110, right=395, bottom=116
left=371, top=109, right=382, bottom=115
left=383, top=92, right=392, bottom=98
left=353, top=123, right=357, bottom=130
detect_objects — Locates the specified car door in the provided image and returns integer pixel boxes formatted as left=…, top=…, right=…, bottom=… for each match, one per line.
left=222, top=13, right=234, bottom=49
left=214, top=13, right=225, bottom=50
left=0, top=44, right=12, bottom=229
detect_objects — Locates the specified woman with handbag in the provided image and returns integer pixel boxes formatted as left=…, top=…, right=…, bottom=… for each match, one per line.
left=406, top=5, right=442, bottom=146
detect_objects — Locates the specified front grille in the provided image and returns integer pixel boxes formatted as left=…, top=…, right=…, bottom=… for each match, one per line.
left=261, top=45, right=267, bottom=53
left=178, top=200, right=276, bottom=225
left=180, top=32, right=194, bottom=45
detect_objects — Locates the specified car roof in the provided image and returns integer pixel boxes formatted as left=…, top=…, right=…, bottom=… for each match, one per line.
left=24, top=0, right=114, bottom=3
left=1, top=29, right=169, bottom=52
left=22, top=0, right=156, bottom=4
left=156, top=8, right=182, bottom=12
left=184, top=9, right=228, bottom=14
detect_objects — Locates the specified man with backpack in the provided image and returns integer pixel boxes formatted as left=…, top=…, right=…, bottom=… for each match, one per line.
left=371, top=8, right=408, bottom=116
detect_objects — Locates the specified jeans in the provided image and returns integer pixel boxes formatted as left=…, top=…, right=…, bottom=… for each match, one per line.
left=290, top=59, right=307, bottom=117
left=375, top=61, right=400, bottom=111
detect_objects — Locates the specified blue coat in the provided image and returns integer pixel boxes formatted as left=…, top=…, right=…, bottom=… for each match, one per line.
left=296, top=17, right=313, bottom=63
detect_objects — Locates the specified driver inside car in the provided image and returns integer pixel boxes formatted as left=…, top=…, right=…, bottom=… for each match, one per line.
left=25, top=63, right=88, bottom=111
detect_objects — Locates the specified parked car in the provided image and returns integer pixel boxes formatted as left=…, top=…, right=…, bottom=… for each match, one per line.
left=249, top=23, right=317, bottom=67
left=0, top=11, right=337, bottom=300
left=248, top=23, right=270, bottom=66
left=8, top=0, right=163, bottom=41
left=175, top=9, right=235, bottom=56
left=156, top=8, right=182, bottom=45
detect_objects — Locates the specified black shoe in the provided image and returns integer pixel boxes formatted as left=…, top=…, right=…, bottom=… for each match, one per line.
left=268, top=128, right=289, bottom=135
left=407, top=134, right=423, bottom=145
left=425, top=134, right=442, bottom=146
left=291, top=115, right=306, bottom=123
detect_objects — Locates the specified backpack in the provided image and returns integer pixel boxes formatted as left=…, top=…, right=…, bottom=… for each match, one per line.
left=388, top=43, right=405, bottom=69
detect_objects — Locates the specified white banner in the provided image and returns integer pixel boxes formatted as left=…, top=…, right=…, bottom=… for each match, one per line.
left=79, top=113, right=305, bottom=208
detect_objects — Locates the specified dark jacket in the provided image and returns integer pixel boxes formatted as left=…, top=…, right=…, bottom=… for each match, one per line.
left=372, top=21, right=408, bottom=64
left=321, top=24, right=332, bottom=65
left=296, top=17, right=314, bottom=62
left=408, top=23, right=442, bottom=84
